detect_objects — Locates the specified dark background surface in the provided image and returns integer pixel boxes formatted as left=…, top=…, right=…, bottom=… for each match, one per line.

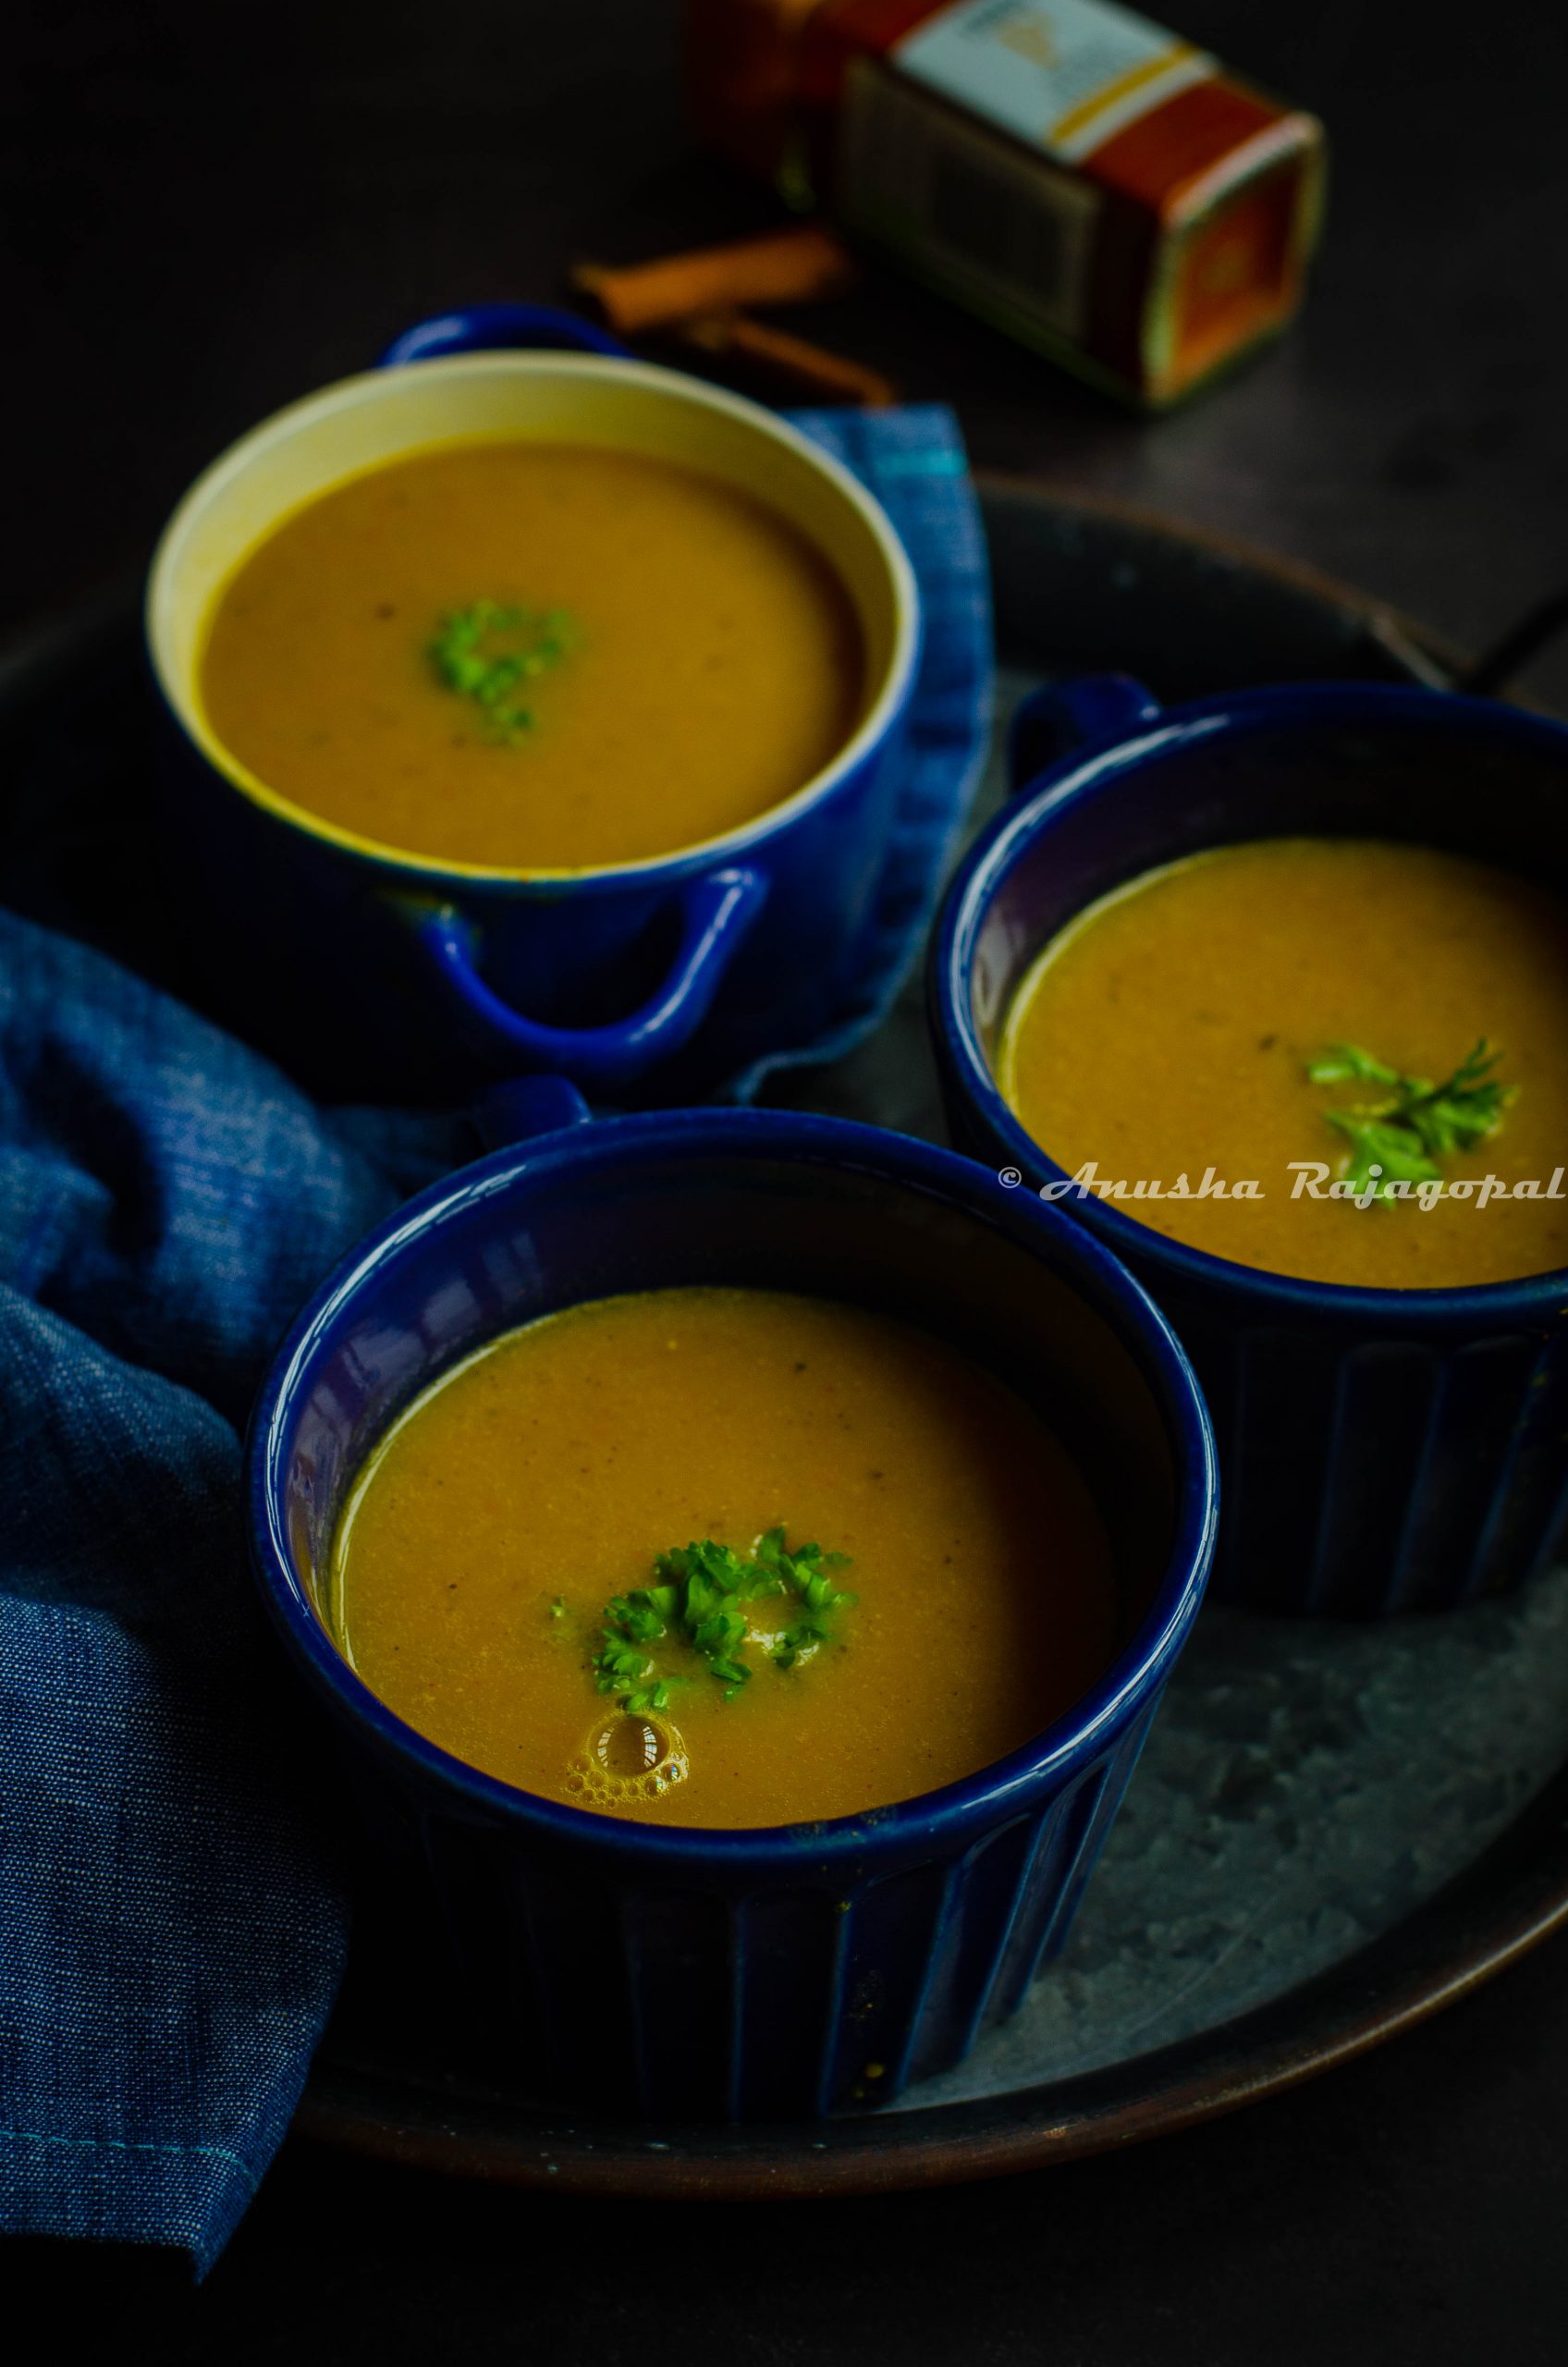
left=6, top=0, right=1568, bottom=2355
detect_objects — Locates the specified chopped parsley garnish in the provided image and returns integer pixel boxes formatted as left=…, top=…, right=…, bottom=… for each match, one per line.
left=1307, top=1038, right=1514, bottom=1204
left=593, top=1529, right=857, bottom=1711
left=427, top=598, right=577, bottom=742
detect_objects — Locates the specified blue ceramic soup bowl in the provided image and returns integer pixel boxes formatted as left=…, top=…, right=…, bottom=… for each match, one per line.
left=247, top=1097, right=1216, bottom=2121
left=146, top=305, right=920, bottom=1102
left=931, top=672, right=1568, bottom=1619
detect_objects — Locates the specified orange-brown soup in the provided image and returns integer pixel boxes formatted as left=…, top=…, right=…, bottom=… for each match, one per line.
left=200, top=441, right=865, bottom=872
left=1001, top=839, right=1568, bottom=1290
left=328, top=1287, right=1120, bottom=1828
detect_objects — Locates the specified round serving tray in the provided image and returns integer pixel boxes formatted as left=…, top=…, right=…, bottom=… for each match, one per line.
left=6, top=478, right=1566, bottom=2199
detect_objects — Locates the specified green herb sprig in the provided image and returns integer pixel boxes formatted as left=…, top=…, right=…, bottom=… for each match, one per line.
left=593, top=1529, right=857, bottom=1712
left=1307, top=1038, right=1514, bottom=1204
left=427, top=598, right=576, bottom=742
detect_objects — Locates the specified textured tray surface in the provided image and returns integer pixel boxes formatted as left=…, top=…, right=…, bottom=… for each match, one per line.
left=8, top=482, right=1562, bottom=2194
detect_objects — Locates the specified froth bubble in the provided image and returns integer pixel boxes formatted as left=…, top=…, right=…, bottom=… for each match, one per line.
left=570, top=1712, right=690, bottom=1808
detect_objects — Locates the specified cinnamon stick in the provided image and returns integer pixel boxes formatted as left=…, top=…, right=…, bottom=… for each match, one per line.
left=675, top=310, right=900, bottom=409
left=571, top=223, right=857, bottom=337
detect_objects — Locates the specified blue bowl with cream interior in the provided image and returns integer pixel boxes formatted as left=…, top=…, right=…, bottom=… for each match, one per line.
left=247, top=1093, right=1215, bottom=2120
left=145, top=306, right=920, bottom=1102
left=931, top=673, right=1568, bottom=1618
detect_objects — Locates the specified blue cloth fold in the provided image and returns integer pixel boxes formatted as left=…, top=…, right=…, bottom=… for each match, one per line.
left=731, top=404, right=992, bottom=1100
left=0, top=915, right=467, bottom=2272
left=0, top=403, right=990, bottom=2270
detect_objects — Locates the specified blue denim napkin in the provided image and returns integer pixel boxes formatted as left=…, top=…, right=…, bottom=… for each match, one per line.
left=0, top=910, right=470, bottom=2273
left=731, top=404, right=992, bottom=1100
left=0, top=403, right=990, bottom=2272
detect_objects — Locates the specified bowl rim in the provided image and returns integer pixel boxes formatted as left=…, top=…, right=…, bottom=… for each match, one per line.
left=144, top=350, right=923, bottom=891
left=246, top=1109, right=1219, bottom=1870
left=932, top=677, right=1568, bottom=1329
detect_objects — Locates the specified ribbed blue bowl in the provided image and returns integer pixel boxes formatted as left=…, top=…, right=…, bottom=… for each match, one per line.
left=930, top=674, right=1568, bottom=1617
left=247, top=1105, right=1216, bottom=2119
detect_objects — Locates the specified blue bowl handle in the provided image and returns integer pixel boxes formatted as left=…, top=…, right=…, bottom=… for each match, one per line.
left=390, top=865, right=769, bottom=1090
left=1009, top=674, right=1163, bottom=793
left=474, top=1073, right=594, bottom=1148
left=378, top=300, right=754, bottom=1089
left=379, top=302, right=631, bottom=367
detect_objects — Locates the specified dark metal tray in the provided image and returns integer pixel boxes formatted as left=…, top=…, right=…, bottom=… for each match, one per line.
left=8, top=481, right=1564, bottom=2199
